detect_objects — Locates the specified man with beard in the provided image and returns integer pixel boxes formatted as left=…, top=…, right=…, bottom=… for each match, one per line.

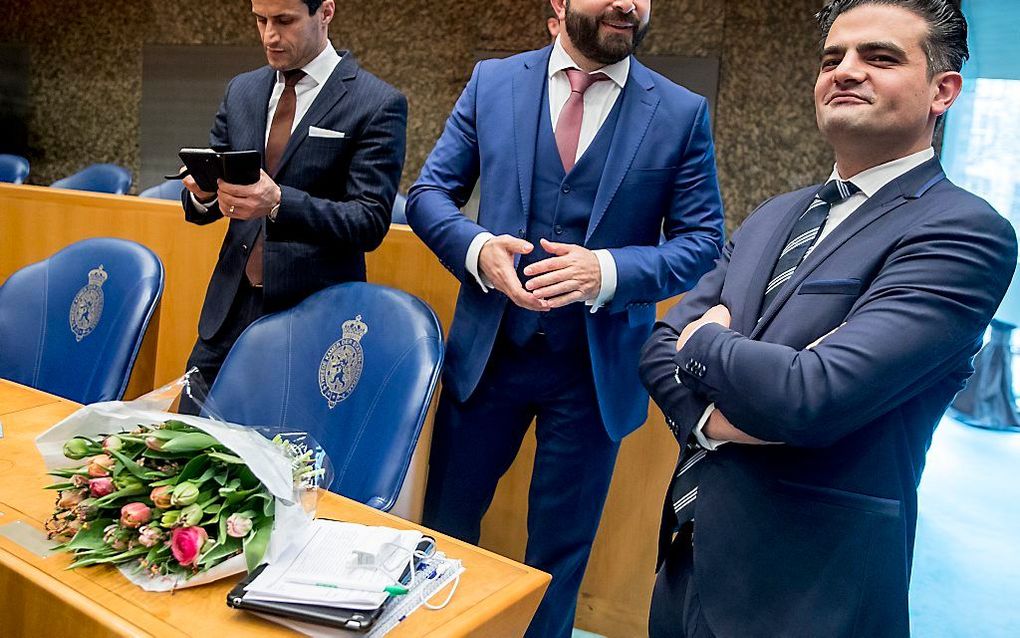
left=639, top=1, right=1016, bottom=636
left=406, top=1, right=723, bottom=635
left=179, top=0, right=406, bottom=409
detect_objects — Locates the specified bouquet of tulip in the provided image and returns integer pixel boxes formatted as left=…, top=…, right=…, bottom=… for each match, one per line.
left=35, top=376, right=328, bottom=591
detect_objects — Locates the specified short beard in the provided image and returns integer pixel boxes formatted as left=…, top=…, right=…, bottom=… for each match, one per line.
left=564, top=0, right=648, bottom=65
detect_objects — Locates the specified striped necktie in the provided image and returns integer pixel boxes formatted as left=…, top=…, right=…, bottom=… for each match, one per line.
left=760, top=179, right=860, bottom=316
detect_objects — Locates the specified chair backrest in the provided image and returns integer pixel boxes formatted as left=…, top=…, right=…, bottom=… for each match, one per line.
left=51, top=163, right=132, bottom=194
left=139, top=179, right=185, bottom=200
left=0, top=154, right=30, bottom=184
left=205, top=282, right=444, bottom=511
left=0, top=238, right=164, bottom=403
left=391, top=192, right=408, bottom=225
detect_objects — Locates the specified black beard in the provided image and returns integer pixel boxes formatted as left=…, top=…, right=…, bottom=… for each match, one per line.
left=564, top=1, right=649, bottom=65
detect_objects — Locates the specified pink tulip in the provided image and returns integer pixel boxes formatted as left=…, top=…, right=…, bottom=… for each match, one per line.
left=137, top=525, right=164, bottom=548
left=89, top=477, right=115, bottom=497
left=87, top=454, right=115, bottom=477
left=225, top=513, right=253, bottom=538
left=150, top=485, right=173, bottom=509
left=171, top=526, right=209, bottom=567
left=102, top=435, right=123, bottom=453
left=144, top=436, right=164, bottom=451
left=120, top=502, right=152, bottom=529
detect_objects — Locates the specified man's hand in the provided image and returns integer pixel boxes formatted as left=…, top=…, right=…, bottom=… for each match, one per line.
left=479, top=235, right=547, bottom=312
left=522, top=238, right=601, bottom=309
left=181, top=166, right=215, bottom=203
left=703, top=409, right=770, bottom=444
left=216, top=170, right=282, bottom=221
left=676, top=304, right=731, bottom=351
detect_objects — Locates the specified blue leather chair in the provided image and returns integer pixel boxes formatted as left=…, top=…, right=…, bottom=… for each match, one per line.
left=51, top=163, right=132, bottom=195
left=0, top=154, right=30, bottom=184
left=139, top=179, right=185, bottom=200
left=391, top=192, right=408, bottom=225
left=0, top=238, right=164, bottom=404
left=205, top=282, right=444, bottom=510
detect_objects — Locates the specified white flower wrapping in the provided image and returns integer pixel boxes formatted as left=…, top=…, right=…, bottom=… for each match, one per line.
left=34, top=376, right=316, bottom=591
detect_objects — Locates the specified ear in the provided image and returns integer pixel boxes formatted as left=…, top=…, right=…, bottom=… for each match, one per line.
left=320, top=0, right=335, bottom=26
left=931, top=71, right=963, bottom=118
left=551, top=0, right=567, bottom=21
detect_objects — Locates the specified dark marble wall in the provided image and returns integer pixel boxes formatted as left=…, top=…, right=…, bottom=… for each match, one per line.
left=0, top=0, right=831, bottom=229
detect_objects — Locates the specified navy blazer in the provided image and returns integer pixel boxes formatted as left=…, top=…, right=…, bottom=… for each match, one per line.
left=184, top=52, right=407, bottom=339
left=407, top=46, right=724, bottom=440
left=640, top=158, right=1017, bottom=637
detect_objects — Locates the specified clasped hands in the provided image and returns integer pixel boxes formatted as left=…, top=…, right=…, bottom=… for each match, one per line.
left=182, top=168, right=282, bottom=221
left=478, top=236, right=601, bottom=311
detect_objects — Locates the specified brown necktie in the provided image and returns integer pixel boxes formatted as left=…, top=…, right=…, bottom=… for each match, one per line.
left=246, top=69, right=305, bottom=287
left=555, top=68, right=609, bottom=173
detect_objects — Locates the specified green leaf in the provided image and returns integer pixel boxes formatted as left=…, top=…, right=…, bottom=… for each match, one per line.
left=174, top=455, right=211, bottom=484
left=45, top=482, right=75, bottom=491
left=92, top=485, right=148, bottom=508
left=243, top=520, right=273, bottom=572
left=68, top=546, right=149, bottom=569
left=207, top=452, right=245, bottom=464
left=107, top=449, right=167, bottom=481
left=198, top=536, right=242, bottom=568
left=66, top=519, right=115, bottom=551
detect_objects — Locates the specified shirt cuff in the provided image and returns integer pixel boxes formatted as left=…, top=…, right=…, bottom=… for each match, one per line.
left=190, top=192, right=217, bottom=212
left=465, top=231, right=495, bottom=292
left=586, top=249, right=617, bottom=313
left=692, top=404, right=728, bottom=450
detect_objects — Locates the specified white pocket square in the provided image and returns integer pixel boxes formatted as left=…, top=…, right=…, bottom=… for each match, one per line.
left=309, top=126, right=346, bottom=139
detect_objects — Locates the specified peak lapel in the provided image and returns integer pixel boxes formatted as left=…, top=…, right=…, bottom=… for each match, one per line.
left=512, top=48, right=550, bottom=224
left=272, top=52, right=355, bottom=177
left=586, top=61, right=658, bottom=242
left=750, top=158, right=946, bottom=338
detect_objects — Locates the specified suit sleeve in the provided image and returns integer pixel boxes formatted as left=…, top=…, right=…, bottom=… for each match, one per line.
left=405, top=63, right=491, bottom=283
left=639, top=233, right=733, bottom=441
left=266, top=90, right=407, bottom=250
left=604, top=97, right=725, bottom=313
left=182, top=79, right=233, bottom=226
left=675, top=208, right=1018, bottom=448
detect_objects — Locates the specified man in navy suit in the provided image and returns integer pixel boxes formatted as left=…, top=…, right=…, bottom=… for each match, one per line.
left=406, top=1, right=724, bottom=635
left=180, top=0, right=406, bottom=406
left=640, top=1, right=1017, bottom=636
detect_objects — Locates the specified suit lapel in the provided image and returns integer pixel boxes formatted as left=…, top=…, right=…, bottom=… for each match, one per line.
left=272, top=52, right=355, bottom=177
left=750, top=158, right=947, bottom=338
left=512, top=48, right=550, bottom=224
left=253, top=68, right=276, bottom=165
left=586, top=60, right=658, bottom=242
left=736, top=189, right=817, bottom=334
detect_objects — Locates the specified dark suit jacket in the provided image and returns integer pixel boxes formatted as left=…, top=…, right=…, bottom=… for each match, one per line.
left=639, top=158, right=1017, bottom=637
left=407, top=46, right=724, bottom=439
left=184, top=52, right=407, bottom=340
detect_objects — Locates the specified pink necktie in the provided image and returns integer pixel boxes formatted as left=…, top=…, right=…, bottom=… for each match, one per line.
left=555, top=68, right=609, bottom=173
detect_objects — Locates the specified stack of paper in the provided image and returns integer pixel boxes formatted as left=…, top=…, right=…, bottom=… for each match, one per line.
left=244, top=520, right=423, bottom=610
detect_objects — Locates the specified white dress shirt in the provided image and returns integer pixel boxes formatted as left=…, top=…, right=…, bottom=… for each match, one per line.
left=191, top=46, right=342, bottom=211
left=693, top=147, right=937, bottom=450
left=465, top=36, right=631, bottom=312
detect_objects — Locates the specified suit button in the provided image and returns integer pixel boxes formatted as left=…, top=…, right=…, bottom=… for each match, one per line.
left=562, top=184, right=571, bottom=194
left=242, top=243, right=248, bottom=253
left=554, top=225, right=563, bottom=235
left=518, top=228, right=526, bottom=238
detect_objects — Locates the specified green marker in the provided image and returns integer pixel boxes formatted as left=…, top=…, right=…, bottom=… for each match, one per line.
left=285, top=576, right=408, bottom=596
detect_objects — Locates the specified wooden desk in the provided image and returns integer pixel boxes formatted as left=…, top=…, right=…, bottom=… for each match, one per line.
left=0, top=380, right=549, bottom=637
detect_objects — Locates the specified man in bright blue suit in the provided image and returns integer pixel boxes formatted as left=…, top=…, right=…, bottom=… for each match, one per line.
left=640, top=1, right=1018, bottom=636
left=406, top=1, right=723, bottom=635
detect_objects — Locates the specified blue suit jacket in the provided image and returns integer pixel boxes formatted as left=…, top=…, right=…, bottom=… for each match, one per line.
left=407, top=46, right=724, bottom=440
left=640, top=158, right=1017, bottom=636
left=184, top=53, right=407, bottom=339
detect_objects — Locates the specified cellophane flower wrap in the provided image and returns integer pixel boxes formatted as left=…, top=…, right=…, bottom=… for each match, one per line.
left=34, top=375, right=332, bottom=591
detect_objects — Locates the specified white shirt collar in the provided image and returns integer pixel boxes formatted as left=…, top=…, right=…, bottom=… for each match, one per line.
left=278, top=44, right=341, bottom=87
left=548, top=35, right=630, bottom=88
left=828, top=147, right=936, bottom=198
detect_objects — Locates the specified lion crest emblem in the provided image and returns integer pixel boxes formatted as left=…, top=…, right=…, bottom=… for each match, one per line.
left=318, top=314, right=368, bottom=409
left=69, top=265, right=108, bottom=342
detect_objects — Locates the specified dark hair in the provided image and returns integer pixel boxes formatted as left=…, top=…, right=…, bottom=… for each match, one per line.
left=816, top=0, right=969, bottom=75
left=301, top=0, right=324, bottom=15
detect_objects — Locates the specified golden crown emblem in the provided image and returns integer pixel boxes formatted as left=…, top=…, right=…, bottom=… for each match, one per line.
left=341, top=314, right=369, bottom=341
left=87, top=265, right=108, bottom=287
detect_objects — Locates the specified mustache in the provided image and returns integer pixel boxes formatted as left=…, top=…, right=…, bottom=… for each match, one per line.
left=600, top=9, right=640, bottom=28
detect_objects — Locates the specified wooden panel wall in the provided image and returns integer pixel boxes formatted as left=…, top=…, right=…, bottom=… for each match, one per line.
left=0, top=185, right=680, bottom=637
